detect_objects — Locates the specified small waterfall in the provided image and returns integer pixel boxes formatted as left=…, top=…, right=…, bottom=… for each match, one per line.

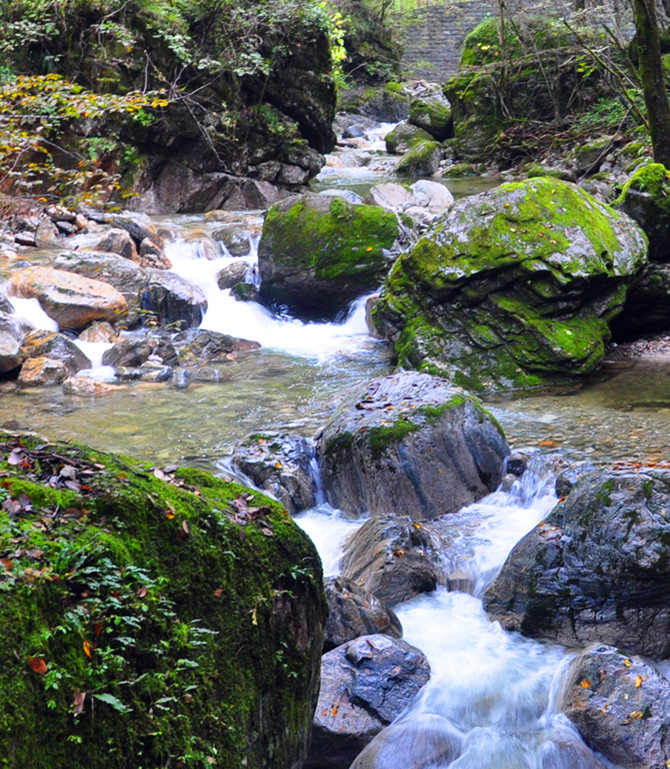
left=302, top=453, right=619, bottom=768
left=8, top=296, right=58, bottom=332
left=164, top=237, right=382, bottom=361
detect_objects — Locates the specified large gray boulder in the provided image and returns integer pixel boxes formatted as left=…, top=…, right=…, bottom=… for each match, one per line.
left=317, top=372, right=509, bottom=519
left=305, top=634, right=430, bottom=769
left=232, top=433, right=317, bottom=515
left=561, top=644, right=670, bottom=769
left=340, top=516, right=445, bottom=606
left=373, top=177, right=648, bottom=392
left=484, top=468, right=670, bottom=658
left=323, top=577, right=402, bottom=652
left=258, top=192, right=405, bottom=320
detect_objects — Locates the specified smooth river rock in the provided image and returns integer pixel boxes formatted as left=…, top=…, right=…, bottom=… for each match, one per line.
left=484, top=468, right=670, bottom=658
left=305, top=634, right=430, bottom=769
left=317, top=372, right=509, bottom=519
left=8, top=266, right=128, bottom=331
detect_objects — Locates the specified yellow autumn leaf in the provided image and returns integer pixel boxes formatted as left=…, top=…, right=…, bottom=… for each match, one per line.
left=635, top=675, right=643, bottom=688
left=580, top=680, right=590, bottom=688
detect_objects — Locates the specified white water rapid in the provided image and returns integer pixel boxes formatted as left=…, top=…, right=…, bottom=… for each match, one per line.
left=297, top=457, right=621, bottom=769
left=165, top=237, right=381, bottom=361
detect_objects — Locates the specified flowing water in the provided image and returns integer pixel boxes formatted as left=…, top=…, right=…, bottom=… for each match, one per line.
left=0, top=122, right=665, bottom=768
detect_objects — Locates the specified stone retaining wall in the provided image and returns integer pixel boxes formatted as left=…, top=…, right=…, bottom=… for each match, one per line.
left=400, top=0, right=632, bottom=82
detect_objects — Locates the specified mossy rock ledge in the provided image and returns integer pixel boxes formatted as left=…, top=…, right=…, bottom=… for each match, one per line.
left=258, top=192, right=405, bottom=320
left=614, top=163, right=670, bottom=263
left=483, top=468, right=670, bottom=659
left=316, top=371, right=509, bottom=519
left=372, top=177, right=648, bottom=392
left=0, top=433, right=326, bottom=769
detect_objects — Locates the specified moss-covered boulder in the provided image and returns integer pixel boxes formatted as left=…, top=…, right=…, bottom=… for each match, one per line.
left=614, top=163, right=670, bottom=263
left=373, top=177, right=648, bottom=391
left=395, top=141, right=442, bottom=177
left=0, top=433, right=326, bottom=769
left=384, top=122, right=433, bottom=155
left=317, top=372, right=509, bottom=518
left=408, top=96, right=453, bottom=142
left=258, top=193, right=405, bottom=320
left=483, top=468, right=670, bottom=658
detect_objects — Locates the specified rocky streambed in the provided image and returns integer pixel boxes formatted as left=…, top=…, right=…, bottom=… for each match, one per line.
left=2, top=121, right=670, bottom=769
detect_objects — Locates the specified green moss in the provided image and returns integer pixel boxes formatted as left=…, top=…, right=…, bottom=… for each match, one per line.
left=367, top=418, right=420, bottom=460
left=374, top=177, right=647, bottom=392
left=0, top=434, right=326, bottom=769
left=262, top=196, right=398, bottom=284
left=614, top=163, right=670, bottom=213
left=396, top=140, right=441, bottom=176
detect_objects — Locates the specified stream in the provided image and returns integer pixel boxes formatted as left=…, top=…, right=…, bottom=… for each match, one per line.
left=0, top=123, right=665, bottom=768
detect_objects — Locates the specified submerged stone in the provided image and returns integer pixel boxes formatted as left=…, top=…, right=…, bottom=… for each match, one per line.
left=373, top=177, right=648, bottom=391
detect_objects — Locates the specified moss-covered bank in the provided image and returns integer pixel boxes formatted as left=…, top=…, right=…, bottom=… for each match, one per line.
left=0, top=433, right=326, bottom=769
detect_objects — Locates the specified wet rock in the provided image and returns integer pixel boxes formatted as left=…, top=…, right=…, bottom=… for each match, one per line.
left=384, top=123, right=433, bottom=155
left=78, top=321, right=120, bottom=344
left=101, top=211, right=164, bottom=248
left=171, top=328, right=259, bottom=365
left=0, top=314, right=27, bottom=374
left=216, top=261, right=249, bottom=290
left=143, top=269, right=207, bottom=330
left=305, top=635, right=430, bottom=769
left=21, top=330, right=91, bottom=375
left=55, top=220, right=76, bottom=236
left=102, top=334, right=174, bottom=369
left=212, top=226, right=252, bottom=257
left=560, top=644, right=670, bottom=769
left=318, top=372, right=509, bottom=519
left=62, top=376, right=120, bottom=396
left=408, top=93, right=453, bottom=141
left=18, top=357, right=68, bottom=386
left=139, top=238, right=171, bottom=270
left=553, top=460, right=598, bottom=498
left=8, top=266, right=128, bottom=331
left=231, top=282, right=259, bottom=302
left=505, top=452, right=528, bottom=477
left=139, top=361, right=173, bottom=382
left=231, top=432, right=316, bottom=515
left=373, top=177, right=648, bottom=392
left=186, top=236, right=221, bottom=261
left=340, top=516, right=444, bottom=606
left=13, top=231, right=36, bottom=248
left=258, top=192, right=404, bottom=321
left=396, top=141, right=442, bottom=177
left=35, top=219, right=60, bottom=247
left=574, top=136, right=614, bottom=174
left=484, top=468, right=670, bottom=657
left=350, top=715, right=463, bottom=769
left=53, top=250, right=147, bottom=326
left=93, top=228, right=139, bottom=262
left=354, top=83, right=411, bottom=123
left=323, top=577, right=402, bottom=652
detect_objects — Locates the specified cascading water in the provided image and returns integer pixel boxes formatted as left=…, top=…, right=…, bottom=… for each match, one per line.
left=164, top=235, right=382, bottom=360
left=298, top=456, right=623, bottom=769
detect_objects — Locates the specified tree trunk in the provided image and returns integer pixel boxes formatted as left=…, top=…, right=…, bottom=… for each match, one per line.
left=632, top=0, right=670, bottom=167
